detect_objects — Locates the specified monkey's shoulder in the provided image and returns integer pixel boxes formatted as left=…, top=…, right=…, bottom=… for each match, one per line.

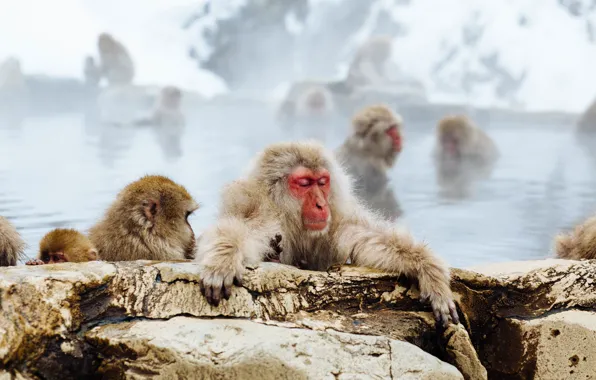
left=220, top=180, right=267, bottom=219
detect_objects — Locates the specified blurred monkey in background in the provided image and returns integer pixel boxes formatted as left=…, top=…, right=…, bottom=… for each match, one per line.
left=97, top=33, right=135, bottom=86
left=433, top=115, right=499, bottom=199
left=336, top=105, right=403, bottom=221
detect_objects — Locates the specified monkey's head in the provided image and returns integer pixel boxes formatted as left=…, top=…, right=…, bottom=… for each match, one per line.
left=351, top=105, right=403, bottom=165
left=361, top=36, right=393, bottom=63
left=39, top=229, right=98, bottom=264
left=437, top=115, right=474, bottom=157
left=304, top=87, right=328, bottom=111
left=159, top=86, right=182, bottom=109
left=98, top=33, right=116, bottom=52
left=115, top=175, right=199, bottom=258
left=252, top=142, right=351, bottom=235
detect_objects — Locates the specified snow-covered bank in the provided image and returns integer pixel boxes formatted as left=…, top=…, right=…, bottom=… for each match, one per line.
left=1, top=0, right=596, bottom=111
left=0, top=0, right=227, bottom=97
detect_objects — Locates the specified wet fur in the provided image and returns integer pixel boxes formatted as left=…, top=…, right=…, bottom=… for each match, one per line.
left=336, top=105, right=403, bottom=221
left=433, top=115, right=499, bottom=197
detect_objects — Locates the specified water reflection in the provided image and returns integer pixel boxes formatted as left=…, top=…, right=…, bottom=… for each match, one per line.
left=0, top=105, right=593, bottom=268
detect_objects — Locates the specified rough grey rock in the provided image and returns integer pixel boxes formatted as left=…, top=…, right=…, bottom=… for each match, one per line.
left=3, top=259, right=596, bottom=379
left=87, top=316, right=463, bottom=379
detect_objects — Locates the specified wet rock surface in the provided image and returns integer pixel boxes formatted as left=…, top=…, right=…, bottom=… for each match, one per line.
left=1, top=259, right=596, bottom=379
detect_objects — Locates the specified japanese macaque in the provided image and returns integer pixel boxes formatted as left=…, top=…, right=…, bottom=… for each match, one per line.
left=0, top=57, right=26, bottom=93
left=555, top=215, right=596, bottom=260
left=197, top=141, right=459, bottom=326
left=25, top=229, right=98, bottom=265
left=0, top=216, right=25, bottom=266
left=433, top=115, right=499, bottom=198
left=97, top=33, right=135, bottom=86
left=336, top=105, right=403, bottom=221
left=277, top=82, right=336, bottom=130
left=577, top=98, right=596, bottom=133
left=346, top=36, right=393, bottom=87
left=89, top=175, right=199, bottom=261
left=135, top=86, right=185, bottom=127
left=83, top=56, right=102, bottom=87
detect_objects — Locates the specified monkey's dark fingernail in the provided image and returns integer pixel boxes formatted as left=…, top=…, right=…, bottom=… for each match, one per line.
left=223, top=285, right=232, bottom=300
left=212, top=287, right=222, bottom=305
left=450, top=307, right=460, bottom=325
left=204, top=287, right=213, bottom=304
left=442, top=314, right=449, bottom=328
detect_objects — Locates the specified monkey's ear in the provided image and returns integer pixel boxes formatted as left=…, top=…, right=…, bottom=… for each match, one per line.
left=87, top=248, right=99, bottom=261
left=143, top=199, right=160, bottom=221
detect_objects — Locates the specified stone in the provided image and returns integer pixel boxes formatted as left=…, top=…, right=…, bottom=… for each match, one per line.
left=484, top=310, right=596, bottom=379
left=86, top=316, right=463, bottom=380
left=6, top=258, right=596, bottom=379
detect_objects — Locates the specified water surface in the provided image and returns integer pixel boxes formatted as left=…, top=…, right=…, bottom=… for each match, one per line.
left=0, top=104, right=593, bottom=268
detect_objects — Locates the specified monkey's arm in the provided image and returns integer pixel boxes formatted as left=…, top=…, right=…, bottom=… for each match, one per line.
left=335, top=219, right=459, bottom=326
left=197, top=182, right=280, bottom=306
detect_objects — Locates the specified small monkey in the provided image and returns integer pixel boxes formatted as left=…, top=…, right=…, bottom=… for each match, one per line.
left=197, top=141, right=459, bottom=327
left=97, top=33, right=135, bottom=86
left=577, top=98, right=596, bottom=133
left=25, top=229, right=98, bottom=265
left=89, top=175, right=199, bottom=261
left=277, top=82, right=336, bottom=129
left=0, top=216, right=25, bottom=266
left=555, top=215, right=596, bottom=260
left=135, top=86, right=185, bottom=127
left=433, top=115, right=499, bottom=198
left=0, top=57, right=27, bottom=100
left=336, top=105, right=403, bottom=221
left=346, top=35, right=393, bottom=87
left=83, top=56, right=102, bottom=87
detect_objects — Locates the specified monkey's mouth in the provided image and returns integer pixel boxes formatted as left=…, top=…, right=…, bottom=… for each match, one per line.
left=303, top=219, right=328, bottom=231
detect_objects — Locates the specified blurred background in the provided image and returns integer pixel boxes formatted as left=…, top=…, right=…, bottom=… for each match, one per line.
left=1, top=0, right=595, bottom=267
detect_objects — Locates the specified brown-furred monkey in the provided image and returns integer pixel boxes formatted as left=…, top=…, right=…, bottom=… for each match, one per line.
left=97, top=33, right=135, bottom=86
left=433, top=115, right=499, bottom=198
left=336, top=105, right=403, bottom=221
left=555, top=215, right=596, bottom=260
left=26, top=228, right=98, bottom=265
left=89, top=175, right=199, bottom=261
left=0, top=216, right=25, bottom=266
left=197, top=141, right=459, bottom=326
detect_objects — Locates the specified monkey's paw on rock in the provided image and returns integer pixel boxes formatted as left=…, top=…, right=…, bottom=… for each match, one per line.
left=3, top=259, right=596, bottom=379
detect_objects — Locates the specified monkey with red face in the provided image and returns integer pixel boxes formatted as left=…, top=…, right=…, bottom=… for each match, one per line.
left=197, top=141, right=459, bottom=327
left=336, top=105, right=403, bottom=221
left=433, top=115, right=499, bottom=198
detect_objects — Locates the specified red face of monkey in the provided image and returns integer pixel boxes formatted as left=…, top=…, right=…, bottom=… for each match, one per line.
left=386, top=124, right=402, bottom=152
left=288, top=166, right=331, bottom=231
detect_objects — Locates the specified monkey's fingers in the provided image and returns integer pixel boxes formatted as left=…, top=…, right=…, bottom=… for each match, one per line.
left=222, top=274, right=235, bottom=300
left=25, top=259, right=45, bottom=266
left=211, top=286, right=222, bottom=306
left=233, top=272, right=243, bottom=287
left=449, top=301, right=460, bottom=325
left=431, top=298, right=457, bottom=328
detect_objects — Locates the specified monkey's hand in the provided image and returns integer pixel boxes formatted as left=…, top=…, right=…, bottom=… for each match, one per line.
left=199, top=253, right=244, bottom=307
left=25, top=259, right=45, bottom=265
left=420, top=284, right=460, bottom=328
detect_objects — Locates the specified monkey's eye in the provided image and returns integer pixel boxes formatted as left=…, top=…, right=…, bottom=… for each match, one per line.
left=296, top=178, right=312, bottom=187
left=317, top=177, right=328, bottom=186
